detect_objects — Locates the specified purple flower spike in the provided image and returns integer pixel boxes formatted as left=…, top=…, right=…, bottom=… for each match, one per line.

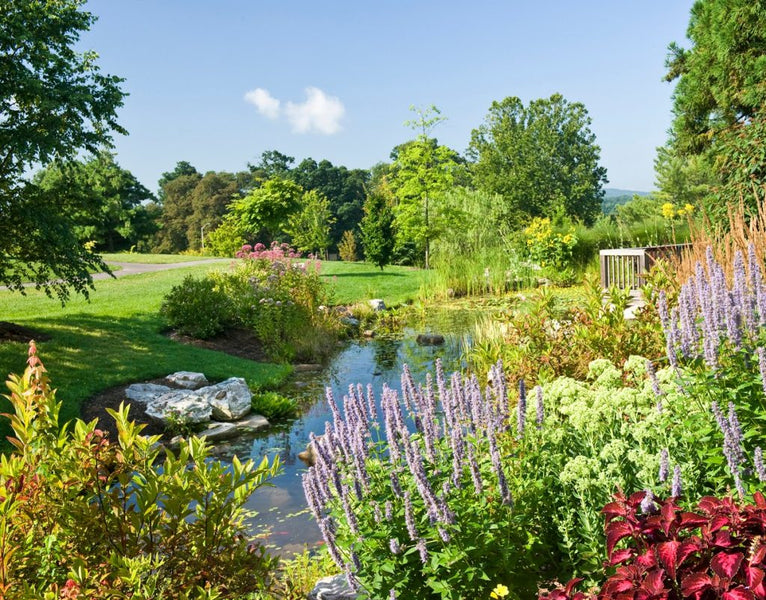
left=756, top=447, right=766, bottom=482
left=389, top=538, right=401, bottom=555
left=535, top=386, right=544, bottom=428
left=659, top=448, right=669, bottom=483
left=416, top=538, right=428, bottom=564
left=640, top=489, right=657, bottom=514
left=672, top=466, right=682, bottom=497
left=517, top=379, right=527, bottom=436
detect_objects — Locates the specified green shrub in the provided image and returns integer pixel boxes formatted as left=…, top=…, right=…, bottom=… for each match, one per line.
left=160, top=275, right=233, bottom=338
left=0, top=343, right=280, bottom=599
left=338, top=230, right=358, bottom=262
left=251, top=391, right=297, bottom=421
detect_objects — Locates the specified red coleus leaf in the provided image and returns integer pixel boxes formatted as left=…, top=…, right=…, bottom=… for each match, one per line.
left=609, top=548, right=635, bottom=566
left=563, top=578, right=584, bottom=596
left=642, top=568, right=667, bottom=595
left=699, top=496, right=724, bottom=514
left=752, top=541, right=766, bottom=566
left=713, top=530, right=738, bottom=549
left=660, top=502, right=678, bottom=537
left=603, top=501, right=630, bottom=519
left=752, top=581, right=766, bottom=600
left=754, top=491, right=766, bottom=509
left=636, top=550, right=658, bottom=569
left=607, top=521, right=634, bottom=556
left=657, top=541, right=681, bottom=579
left=603, top=578, right=634, bottom=595
left=679, top=512, right=708, bottom=530
left=711, top=552, right=745, bottom=579
left=681, top=572, right=712, bottom=596
left=710, top=515, right=732, bottom=533
left=723, top=586, right=755, bottom=600
left=744, top=565, right=765, bottom=590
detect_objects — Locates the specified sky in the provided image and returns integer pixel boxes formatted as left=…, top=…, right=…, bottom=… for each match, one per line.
left=81, top=0, right=696, bottom=195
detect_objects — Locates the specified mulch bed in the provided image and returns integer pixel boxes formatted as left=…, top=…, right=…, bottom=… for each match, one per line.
left=165, top=327, right=268, bottom=362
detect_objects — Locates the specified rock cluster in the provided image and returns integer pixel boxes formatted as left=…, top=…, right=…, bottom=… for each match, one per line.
left=124, top=372, right=270, bottom=443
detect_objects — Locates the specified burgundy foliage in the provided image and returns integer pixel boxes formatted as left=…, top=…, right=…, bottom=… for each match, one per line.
left=540, top=491, right=766, bottom=600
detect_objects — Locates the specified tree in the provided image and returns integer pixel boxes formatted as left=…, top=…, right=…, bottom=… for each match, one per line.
left=0, top=0, right=126, bottom=302
left=248, top=150, right=295, bottom=180
left=291, top=158, right=369, bottom=249
left=469, top=94, right=607, bottom=228
left=36, top=152, right=156, bottom=252
left=230, top=177, right=303, bottom=242
left=157, top=161, right=198, bottom=203
left=665, top=0, right=766, bottom=218
left=286, top=190, right=335, bottom=256
left=360, top=185, right=396, bottom=270
left=389, top=105, right=461, bottom=269
left=152, top=172, right=202, bottom=253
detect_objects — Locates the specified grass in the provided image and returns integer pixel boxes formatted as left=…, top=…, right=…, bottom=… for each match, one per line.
left=101, top=252, right=225, bottom=264
left=0, top=263, right=291, bottom=444
left=318, top=261, right=429, bottom=305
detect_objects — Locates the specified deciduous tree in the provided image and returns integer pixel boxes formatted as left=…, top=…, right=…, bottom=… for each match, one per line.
left=0, top=0, right=126, bottom=301
left=469, top=94, right=607, bottom=228
left=360, top=185, right=396, bottom=270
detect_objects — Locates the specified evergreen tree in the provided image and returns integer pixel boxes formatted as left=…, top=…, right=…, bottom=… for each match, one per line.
left=360, top=187, right=395, bottom=270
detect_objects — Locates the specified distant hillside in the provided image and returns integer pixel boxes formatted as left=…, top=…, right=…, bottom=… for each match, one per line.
left=602, top=188, right=653, bottom=215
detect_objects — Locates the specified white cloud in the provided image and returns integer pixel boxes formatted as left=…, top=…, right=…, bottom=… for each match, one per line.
left=244, top=88, right=281, bottom=119
left=284, top=87, right=345, bottom=135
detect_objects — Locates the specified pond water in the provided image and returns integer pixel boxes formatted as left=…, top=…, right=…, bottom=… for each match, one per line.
left=221, top=309, right=476, bottom=557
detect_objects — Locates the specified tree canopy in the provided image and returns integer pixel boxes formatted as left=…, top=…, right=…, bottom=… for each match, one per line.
left=469, top=94, right=607, bottom=228
left=664, top=0, right=766, bottom=218
left=0, top=0, right=127, bottom=301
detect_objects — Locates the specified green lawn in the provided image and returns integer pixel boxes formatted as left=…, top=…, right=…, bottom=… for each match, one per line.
left=0, top=264, right=291, bottom=443
left=319, top=261, right=429, bottom=306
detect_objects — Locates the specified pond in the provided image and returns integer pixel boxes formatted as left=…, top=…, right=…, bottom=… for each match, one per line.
left=220, top=309, right=476, bottom=556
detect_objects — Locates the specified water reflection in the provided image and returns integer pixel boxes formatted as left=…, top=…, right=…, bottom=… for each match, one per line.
left=231, top=311, right=475, bottom=557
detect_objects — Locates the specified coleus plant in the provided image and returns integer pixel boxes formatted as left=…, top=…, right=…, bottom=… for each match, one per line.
left=540, top=490, right=766, bottom=600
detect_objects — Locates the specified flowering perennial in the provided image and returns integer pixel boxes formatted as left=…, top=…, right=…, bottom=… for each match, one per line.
left=302, top=359, right=516, bottom=598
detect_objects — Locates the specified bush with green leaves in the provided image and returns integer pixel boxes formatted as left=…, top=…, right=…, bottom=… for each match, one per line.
left=0, top=343, right=280, bottom=599
left=251, top=391, right=297, bottom=421
left=160, top=274, right=234, bottom=339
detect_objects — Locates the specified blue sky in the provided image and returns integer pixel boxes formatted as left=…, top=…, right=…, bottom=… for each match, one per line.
left=81, top=0, right=695, bottom=195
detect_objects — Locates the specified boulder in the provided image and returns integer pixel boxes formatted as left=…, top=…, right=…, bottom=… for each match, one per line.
left=307, top=574, right=359, bottom=600
left=196, top=421, right=240, bottom=442
left=166, top=371, right=209, bottom=389
left=368, top=298, right=386, bottom=311
left=416, top=333, right=445, bottom=346
left=234, top=413, right=270, bottom=433
left=145, top=390, right=212, bottom=425
left=341, top=316, right=360, bottom=328
left=197, top=377, right=252, bottom=421
left=125, top=383, right=172, bottom=404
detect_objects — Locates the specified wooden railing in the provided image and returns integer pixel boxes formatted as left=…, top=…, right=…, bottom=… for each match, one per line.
left=599, top=244, right=690, bottom=291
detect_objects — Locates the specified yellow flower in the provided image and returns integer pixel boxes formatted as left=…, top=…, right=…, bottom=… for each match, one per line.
left=490, top=583, right=510, bottom=598
left=684, top=203, right=694, bottom=214
left=661, top=202, right=676, bottom=219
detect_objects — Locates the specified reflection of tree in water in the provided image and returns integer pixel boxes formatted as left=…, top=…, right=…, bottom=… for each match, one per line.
left=372, top=337, right=400, bottom=373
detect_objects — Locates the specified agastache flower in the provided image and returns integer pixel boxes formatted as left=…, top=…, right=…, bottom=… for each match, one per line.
left=517, top=379, right=527, bottom=436
left=671, top=466, right=682, bottom=497
left=535, top=385, right=544, bottom=429
left=659, top=448, right=669, bottom=483
left=640, top=489, right=657, bottom=514
left=755, top=447, right=766, bottom=481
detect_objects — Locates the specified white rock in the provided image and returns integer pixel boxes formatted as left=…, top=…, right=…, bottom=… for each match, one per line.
left=234, top=413, right=270, bottom=433
left=196, top=421, right=240, bottom=442
left=308, top=574, right=358, bottom=600
left=166, top=371, right=208, bottom=389
left=197, top=377, right=252, bottom=421
left=125, top=383, right=172, bottom=405
left=145, top=390, right=212, bottom=425
left=368, top=298, right=386, bottom=311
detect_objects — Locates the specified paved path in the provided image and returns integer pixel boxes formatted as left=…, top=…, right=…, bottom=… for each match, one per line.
left=1, top=258, right=233, bottom=290
left=96, top=258, right=232, bottom=280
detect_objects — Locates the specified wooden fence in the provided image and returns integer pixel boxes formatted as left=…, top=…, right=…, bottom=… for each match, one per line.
left=599, top=244, right=689, bottom=291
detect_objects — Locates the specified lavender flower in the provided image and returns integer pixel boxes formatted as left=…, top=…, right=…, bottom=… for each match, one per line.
left=390, top=590, right=397, bottom=600
left=535, top=385, right=544, bottom=429
left=318, top=516, right=344, bottom=567
left=646, top=360, right=663, bottom=398
left=659, top=448, right=669, bottom=483
left=384, top=500, right=393, bottom=521
left=416, top=538, right=428, bottom=564
left=758, top=347, right=766, bottom=397
left=640, top=489, right=657, bottom=514
left=671, top=465, right=682, bottom=497
left=404, top=491, right=418, bottom=541
left=437, top=526, right=451, bottom=543
left=756, top=447, right=766, bottom=481
left=389, top=538, right=401, bottom=555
